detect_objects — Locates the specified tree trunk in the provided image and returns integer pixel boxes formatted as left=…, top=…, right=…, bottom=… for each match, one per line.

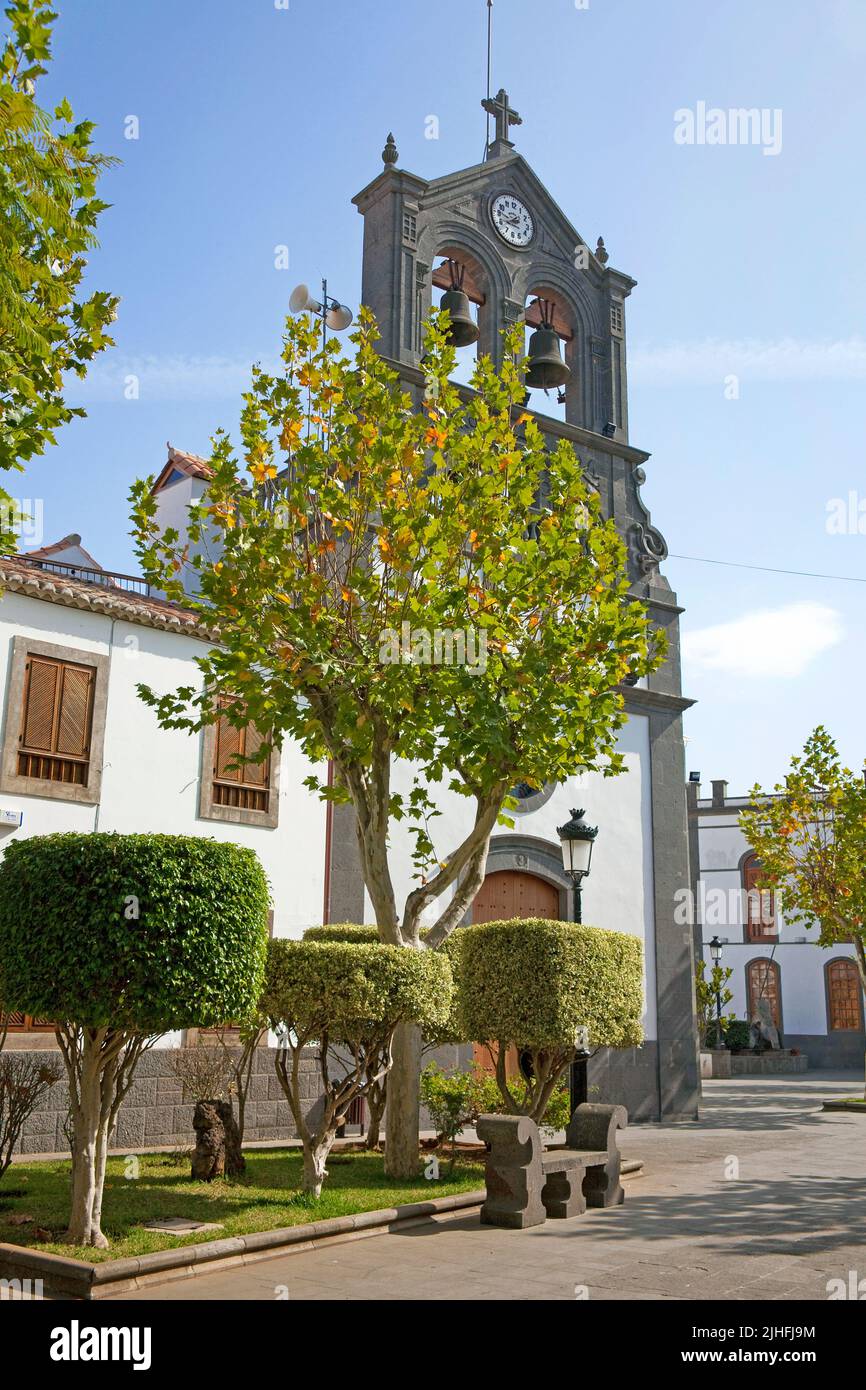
left=66, top=1043, right=109, bottom=1248
left=384, top=1021, right=422, bottom=1178
left=301, top=1140, right=332, bottom=1197
left=364, top=1082, right=386, bottom=1150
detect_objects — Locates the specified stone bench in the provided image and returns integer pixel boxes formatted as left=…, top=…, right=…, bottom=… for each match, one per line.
left=477, top=1103, right=627, bottom=1229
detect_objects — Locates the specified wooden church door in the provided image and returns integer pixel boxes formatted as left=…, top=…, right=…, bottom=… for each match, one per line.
left=471, top=870, right=559, bottom=923
left=470, top=870, right=560, bottom=1077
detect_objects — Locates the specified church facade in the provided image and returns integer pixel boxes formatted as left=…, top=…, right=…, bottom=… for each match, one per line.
left=344, top=96, right=700, bottom=1119
left=0, top=92, right=700, bottom=1131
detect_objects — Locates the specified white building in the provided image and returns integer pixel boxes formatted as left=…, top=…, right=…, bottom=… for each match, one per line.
left=687, top=778, right=865, bottom=1067
left=0, top=442, right=685, bottom=1118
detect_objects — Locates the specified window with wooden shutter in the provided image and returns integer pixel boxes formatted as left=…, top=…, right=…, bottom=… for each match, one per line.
left=743, top=854, right=776, bottom=941
left=0, top=1012, right=54, bottom=1033
left=746, top=958, right=781, bottom=1027
left=17, top=653, right=95, bottom=786
left=212, top=706, right=271, bottom=813
left=826, top=959, right=864, bottom=1031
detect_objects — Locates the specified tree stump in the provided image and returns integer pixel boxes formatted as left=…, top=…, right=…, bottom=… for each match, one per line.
left=191, top=1100, right=245, bottom=1180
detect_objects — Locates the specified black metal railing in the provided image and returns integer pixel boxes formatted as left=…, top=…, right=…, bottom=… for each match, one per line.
left=2, top=554, right=151, bottom=596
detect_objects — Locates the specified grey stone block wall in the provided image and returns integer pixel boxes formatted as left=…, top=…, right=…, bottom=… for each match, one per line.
left=13, top=1047, right=321, bottom=1157
left=784, top=1033, right=865, bottom=1071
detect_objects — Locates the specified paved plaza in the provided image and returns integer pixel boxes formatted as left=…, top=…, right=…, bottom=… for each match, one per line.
left=112, top=1072, right=866, bottom=1302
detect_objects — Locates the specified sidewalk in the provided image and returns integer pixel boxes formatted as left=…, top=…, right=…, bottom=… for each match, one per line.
left=110, top=1070, right=866, bottom=1301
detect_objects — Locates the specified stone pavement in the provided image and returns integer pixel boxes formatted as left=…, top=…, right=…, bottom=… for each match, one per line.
left=111, top=1071, right=866, bottom=1301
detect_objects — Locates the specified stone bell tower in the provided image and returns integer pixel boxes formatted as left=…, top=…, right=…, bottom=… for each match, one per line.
left=349, top=93, right=701, bottom=1121
left=352, top=90, right=634, bottom=443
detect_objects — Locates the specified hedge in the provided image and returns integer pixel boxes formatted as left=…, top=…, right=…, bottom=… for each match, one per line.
left=0, top=833, right=270, bottom=1033
left=262, top=938, right=452, bottom=1041
left=303, top=923, right=380, bottom=945
left=458, top=918, right=644, bottom=1050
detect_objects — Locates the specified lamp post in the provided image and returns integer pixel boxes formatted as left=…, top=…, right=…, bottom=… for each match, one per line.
left=557, top=809, right=599, bottom=1111
left=709, top=934, right=724, bottom=1048
left=557, top=808, right=598, bottom=924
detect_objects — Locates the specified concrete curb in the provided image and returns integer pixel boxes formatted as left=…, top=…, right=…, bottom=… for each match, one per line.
left=0, top=1190, right=486, bottom=1299
left=822, top=1100, right=866, bottom=1113
left=0, top=1159, right=645, bottom=1299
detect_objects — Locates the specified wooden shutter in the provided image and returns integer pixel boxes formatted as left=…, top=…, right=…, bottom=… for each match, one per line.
left=56, top=664, right=93, bottom=757
left=214, top=712, right=242, bottom=783
left=0, top=1011, right=53, bottom=1032
left=212, top=703, right=271, bottom=812
left=744, top=855, right=776, bottom=940
left=21, top=658, right=59, bottom=750
left=827, top=960, right=863, bottom=1031
left=747, top=959, right=781, bottom=1026
left=18, top=654, right=95, bottom=785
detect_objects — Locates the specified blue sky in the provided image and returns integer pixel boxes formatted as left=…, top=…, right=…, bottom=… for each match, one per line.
left=13, top=0, right=866, bottom=795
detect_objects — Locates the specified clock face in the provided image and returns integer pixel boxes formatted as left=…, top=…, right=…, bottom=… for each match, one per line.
left=490, top=193, right=534, bottom=247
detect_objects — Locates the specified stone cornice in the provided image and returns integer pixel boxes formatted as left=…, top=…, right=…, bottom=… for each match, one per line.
left=623, top=686, right=695, bottom=716
left=383, top=357, right=651, bottom=465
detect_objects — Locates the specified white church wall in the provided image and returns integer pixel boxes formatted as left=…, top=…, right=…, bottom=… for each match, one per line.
left=0, top=590, right=328, bottom=950
left=367, top=711, right=658, bottom=1040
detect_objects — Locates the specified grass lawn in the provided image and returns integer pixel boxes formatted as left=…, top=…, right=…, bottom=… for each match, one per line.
left=0, top=1148, right=484, bottom=1264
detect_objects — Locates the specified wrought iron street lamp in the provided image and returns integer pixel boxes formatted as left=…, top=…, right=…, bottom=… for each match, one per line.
left=557, top=809, right=599, bottom=1112
left=709, top=934, right=724, bottom=1047
left=557, top=808, right=598, bottom=924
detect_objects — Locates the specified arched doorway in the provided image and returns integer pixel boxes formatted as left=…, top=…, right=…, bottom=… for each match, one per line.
left=471, top=870, right=561, bottom=1077
left=472, top=869, right=560, bottom=924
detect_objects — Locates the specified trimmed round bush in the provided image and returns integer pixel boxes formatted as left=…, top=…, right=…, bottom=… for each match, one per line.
left=263, top=938, right=452, bottom=1039
left=0, top=833, right=270, bottom=1032
left=303, top=923, right=380, bottom=945
left=458, top=918, right=644, bottom=1050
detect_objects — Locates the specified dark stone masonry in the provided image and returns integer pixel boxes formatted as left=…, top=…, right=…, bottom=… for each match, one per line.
left=13, top=1047, right=321, bottom=1157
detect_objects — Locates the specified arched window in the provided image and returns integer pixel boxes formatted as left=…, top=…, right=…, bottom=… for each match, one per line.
left=522, top=287, right=576, bottom=424
left=742, top=853, right=776, bottom=941
left=747, top=958, right=781, bottom=1028
left=430, top=247, right=488, bottom=382
left=826, top=959, right=864, bottom=1032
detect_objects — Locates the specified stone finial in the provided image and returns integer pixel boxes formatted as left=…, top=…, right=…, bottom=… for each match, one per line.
left=595, top=236, right=609, bottom=265
left=382, top=132, right=398, bottom=167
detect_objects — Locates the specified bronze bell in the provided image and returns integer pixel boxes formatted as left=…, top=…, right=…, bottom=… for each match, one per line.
left=525, top=324, right=570, bottom=390
left=440, top=287, right=480, bottom=348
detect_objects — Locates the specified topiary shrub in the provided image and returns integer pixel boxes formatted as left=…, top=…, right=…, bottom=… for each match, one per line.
left=303, top=924, right=386, bottom=1146
left=0, top=833, right=269, bottom=1247
left=724, top=1019, right=752, bottom=1053
left=458, top=918, right=643, bottom=1121
left=262, top=938, right=452, bottom=1195
left=303, top=923, right=380, bottom=945
left=301, top=924, right=465, bottom=1150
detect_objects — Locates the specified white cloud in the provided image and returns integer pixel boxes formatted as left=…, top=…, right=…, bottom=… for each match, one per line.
left=630, top=337, right=866, bottom=387
left=682, top=602, right=845, bottom=678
